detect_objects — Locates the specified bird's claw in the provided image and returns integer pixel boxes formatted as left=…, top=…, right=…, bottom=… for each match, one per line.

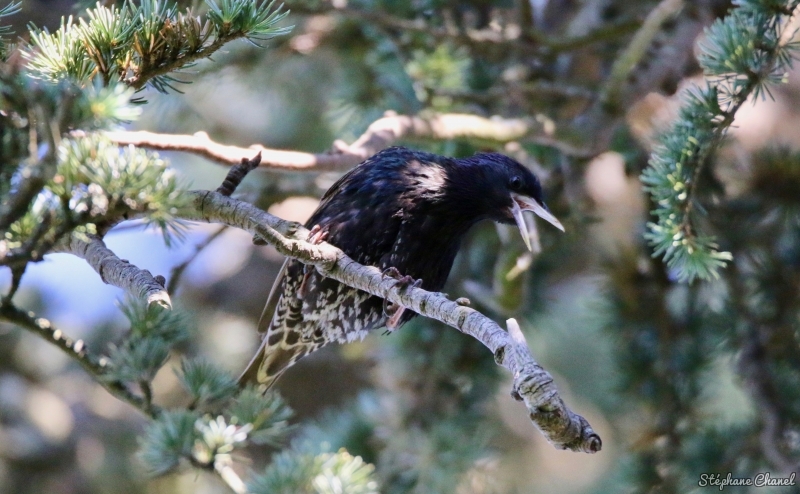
left=298, top=225, right=330, bottom=299
left=307, top=224, right=329, bottom=245
left=297, top=269, right=312, bottom=299
left=381, top=267, right=422, bottom=291
left=403, top=277, right=423, bottom=290
left=383, top=298, right=400, bottom=316
left=381, top=268, right=422, bottom=333
left=382, top=267, right=402, bottom=279
left=383, top=300, right=405, bottom=333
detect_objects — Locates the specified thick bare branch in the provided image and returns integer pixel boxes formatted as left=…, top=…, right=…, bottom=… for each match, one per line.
left=343, top=113, right=533, bottom=157
left=183, top=190, right=602, bottom=453
left=105, top=112, right=590, bottom=171
left=104, top=130, right=353, bottom=171
left=55, top=234, right=171, bottom=309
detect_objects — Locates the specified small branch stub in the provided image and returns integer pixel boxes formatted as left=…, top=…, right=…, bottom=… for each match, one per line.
left=217, top=153, right=262, bottom=196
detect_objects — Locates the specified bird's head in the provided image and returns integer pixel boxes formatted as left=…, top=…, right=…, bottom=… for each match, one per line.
left=457, top=153, right=564, bottom=251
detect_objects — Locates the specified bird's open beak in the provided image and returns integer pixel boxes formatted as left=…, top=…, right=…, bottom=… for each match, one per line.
left=509, top=193, right=565, bottom=251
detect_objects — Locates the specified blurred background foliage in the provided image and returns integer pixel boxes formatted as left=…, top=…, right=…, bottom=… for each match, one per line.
left=1, top=0, right=800, bottom=493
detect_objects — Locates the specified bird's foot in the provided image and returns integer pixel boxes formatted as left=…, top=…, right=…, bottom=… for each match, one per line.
left=399, top=276, right=422, bottom=290
left=381, top=268, right=422, bottom=333
left=298, top=225, right=330, bottom=299
left=382, top=267, right=402, bottom=280
left=381, top=267, right=422, bottom=290
left=307, top=224, right=329, bottom=245
left=383, top=302, right=406, bottom=333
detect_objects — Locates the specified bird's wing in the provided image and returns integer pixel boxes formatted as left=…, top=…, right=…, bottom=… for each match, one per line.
left=298, top=273, right=386, bottom=339
left=238, top=177, right=365, bottom=389
left=238, top=174, right=356, bottom=389
left=257, top=258, right=290, bottom=334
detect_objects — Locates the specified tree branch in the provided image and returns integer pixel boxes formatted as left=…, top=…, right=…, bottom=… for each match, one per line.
left=217, top=153, right=262, bottom=196
left=598, top=0, right=685, bottom=113
left=103, top=129, right=355, bottom=171
left=215, top=462, right=248, bottom=494
left=167, top=225, right=228, bottom=295
left=104, top=112, right=591, bottom=171
left=289, top=1, right=639, bottom=54
left=0, top=303, right=153, bottom=415
left=181, top=189, right=602, bottom=453
left=434, top=81, right=595, bottom=103
left=54, top=234, right=171, bottom=309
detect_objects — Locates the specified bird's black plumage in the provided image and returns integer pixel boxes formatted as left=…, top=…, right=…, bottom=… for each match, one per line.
left=240, top=147, right=559, bottom=389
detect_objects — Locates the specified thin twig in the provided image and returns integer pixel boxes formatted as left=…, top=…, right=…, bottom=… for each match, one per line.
left=0, top=304, right=154, bottom=416
left=183, top=190, right=601, bottom=453
left=54, top=234, right=172, bottom=309
left=126, top=34, right=246, bottom=90
left=435, top=81, right=595, bottom=102
left=542, top=17, right=641, bottom=52
left=599, top=0, right=685, bottom=113
left=528, top=135, right=595, bottom=159
left=140, top=379, right=155, bottom=416
left=2, top=264, right=26, bottom=304
left=167, top=225, right=229, bottom=294
left=215, top=462, right=248, bottom=494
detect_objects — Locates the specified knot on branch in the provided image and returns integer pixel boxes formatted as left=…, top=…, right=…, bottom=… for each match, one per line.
left=494, top=345, right=505, bottom=365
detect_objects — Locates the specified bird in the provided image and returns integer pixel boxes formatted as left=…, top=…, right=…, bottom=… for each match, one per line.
left=239, top=146, right=564, bottom=390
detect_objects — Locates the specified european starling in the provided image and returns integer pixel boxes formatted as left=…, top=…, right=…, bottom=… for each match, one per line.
left=239, top=147, right=563, bottom=389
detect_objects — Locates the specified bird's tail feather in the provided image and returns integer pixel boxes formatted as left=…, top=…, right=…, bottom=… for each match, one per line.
left=237, top=341, right=300, bottom=393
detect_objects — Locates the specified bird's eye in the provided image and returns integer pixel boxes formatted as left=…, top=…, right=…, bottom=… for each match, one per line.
left=509, top=176, right=522, bottom=191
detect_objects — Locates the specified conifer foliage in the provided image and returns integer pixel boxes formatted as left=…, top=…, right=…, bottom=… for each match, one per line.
left=0, top=1, right=378, bottom=491
left=2, top=0, right=800, bottom=492
left=642, top=0, right=800, bottom=281
left=25, top=0, right=291, bottom=91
